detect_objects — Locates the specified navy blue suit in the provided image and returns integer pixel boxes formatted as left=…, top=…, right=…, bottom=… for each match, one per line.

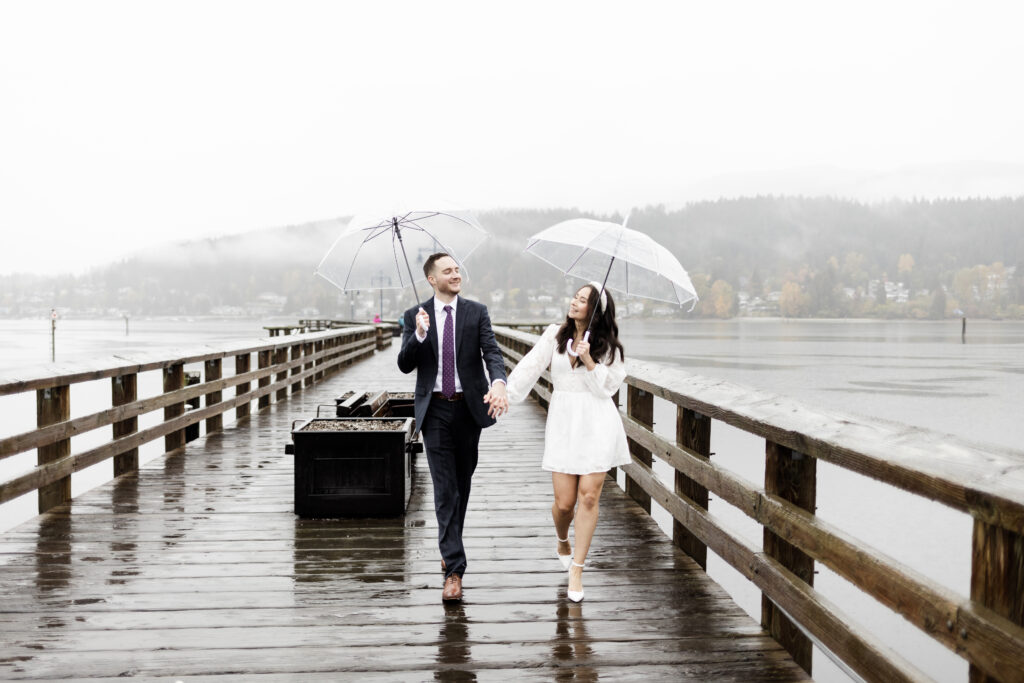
left=397, top=296, right=506, bottom=578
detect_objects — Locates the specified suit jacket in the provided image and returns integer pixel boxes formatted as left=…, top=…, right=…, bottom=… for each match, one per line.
left=397, top=296, right=507, bottom=430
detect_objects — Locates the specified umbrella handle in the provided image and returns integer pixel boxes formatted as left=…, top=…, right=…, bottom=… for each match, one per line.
left=566, top=330, right=590, bottom=357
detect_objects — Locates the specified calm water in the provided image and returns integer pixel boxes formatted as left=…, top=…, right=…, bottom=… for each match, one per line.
left=1, top=316, right=1021, bottom=682
left=618, top=318, right=1023, bottom=683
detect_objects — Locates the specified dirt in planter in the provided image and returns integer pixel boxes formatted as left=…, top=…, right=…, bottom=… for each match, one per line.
left=299, top=419, right=409, bottom=432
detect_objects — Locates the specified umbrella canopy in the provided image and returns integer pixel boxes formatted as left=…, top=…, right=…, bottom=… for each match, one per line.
left=525, top=218, right=698, bottom=310
left=315, top=208, right=488, bottom=305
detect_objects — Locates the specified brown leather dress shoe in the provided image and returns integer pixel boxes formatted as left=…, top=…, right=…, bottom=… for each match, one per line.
left=442, top=574, right=463, bottom=602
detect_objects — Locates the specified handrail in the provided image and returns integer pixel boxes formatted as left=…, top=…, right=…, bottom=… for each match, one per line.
left=493, top=325, right=1024, bottom=683
left=0, top=325, right=392, bottom=513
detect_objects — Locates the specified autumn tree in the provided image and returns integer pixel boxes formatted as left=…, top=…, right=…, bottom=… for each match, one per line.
left=779, top=281, right=809, bottom=317
left=709, top=279, right=736, bottom=318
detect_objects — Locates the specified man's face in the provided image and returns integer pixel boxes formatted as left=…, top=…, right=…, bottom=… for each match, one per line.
left=428, top=256, right=462, bottom=296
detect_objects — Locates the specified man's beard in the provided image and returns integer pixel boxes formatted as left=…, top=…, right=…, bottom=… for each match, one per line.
left=437, top=281, right=460, bottom=296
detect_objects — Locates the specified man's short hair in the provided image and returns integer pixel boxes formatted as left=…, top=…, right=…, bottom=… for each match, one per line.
left=423, top=252, right=452, bottom=278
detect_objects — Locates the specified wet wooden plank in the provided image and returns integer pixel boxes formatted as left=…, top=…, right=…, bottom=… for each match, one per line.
left=0, top=345, right=808, bottom=681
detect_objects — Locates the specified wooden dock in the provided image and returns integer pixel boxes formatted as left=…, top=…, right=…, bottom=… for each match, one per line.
left=0, top=345, right=808, bottom=681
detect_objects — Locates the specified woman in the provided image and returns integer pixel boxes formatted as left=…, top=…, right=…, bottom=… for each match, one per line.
left=505, top=282, right=630, bottom=602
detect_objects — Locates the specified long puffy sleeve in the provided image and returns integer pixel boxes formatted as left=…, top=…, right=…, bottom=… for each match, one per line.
left=505, top=324, right=558, bottom=404
left=582, top=350, right=627, bottom=398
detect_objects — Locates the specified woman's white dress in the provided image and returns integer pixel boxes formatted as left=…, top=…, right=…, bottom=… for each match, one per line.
left=505, top=324, right=631, bottom=475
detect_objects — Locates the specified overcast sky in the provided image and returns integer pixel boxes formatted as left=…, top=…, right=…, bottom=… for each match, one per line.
left=2, top=1, right=1023, bottom=275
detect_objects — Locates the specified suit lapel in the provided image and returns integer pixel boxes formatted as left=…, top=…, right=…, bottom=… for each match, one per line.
left=426, top=298, right=439, bottom=360
left=454, top=297, right=468, bottom=363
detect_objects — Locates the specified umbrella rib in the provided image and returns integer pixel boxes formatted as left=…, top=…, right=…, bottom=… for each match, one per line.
left=562, top=246, right=592, bottom=274
left=340, top=235, right=373, bottom=291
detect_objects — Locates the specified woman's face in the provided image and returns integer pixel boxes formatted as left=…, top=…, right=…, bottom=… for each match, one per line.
left=568, top=287, right=593, bottom=321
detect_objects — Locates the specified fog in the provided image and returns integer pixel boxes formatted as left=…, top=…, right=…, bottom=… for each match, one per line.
left=3, top=1, right=1024, bottom=276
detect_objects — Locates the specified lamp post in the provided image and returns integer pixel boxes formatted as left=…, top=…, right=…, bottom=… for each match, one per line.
left=370, top=271, right=392, bottom=321
left=50, top=308, right=57, bottom=362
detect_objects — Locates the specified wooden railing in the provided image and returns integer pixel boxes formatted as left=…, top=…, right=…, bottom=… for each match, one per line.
left=0, top=325, right=393, bottom=514
left=495, top=326, right=1024, bottom=683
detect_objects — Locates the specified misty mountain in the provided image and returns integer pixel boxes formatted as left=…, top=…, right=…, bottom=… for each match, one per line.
left=2, top=197, right=1022, bottom=320
left=674, top=162, right=1024, bottom=205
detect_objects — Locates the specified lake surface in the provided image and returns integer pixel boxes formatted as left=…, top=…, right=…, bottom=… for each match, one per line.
left=1, top=316, right=1021, bottom=682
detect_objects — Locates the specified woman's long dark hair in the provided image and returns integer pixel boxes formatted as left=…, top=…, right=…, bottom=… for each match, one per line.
left=556, top=284, right=625, bottom=363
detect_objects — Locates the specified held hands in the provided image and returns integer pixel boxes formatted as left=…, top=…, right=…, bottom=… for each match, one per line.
left=483, top=382, right=509, bottom=419
left=415, top=307, right=430, bottom=336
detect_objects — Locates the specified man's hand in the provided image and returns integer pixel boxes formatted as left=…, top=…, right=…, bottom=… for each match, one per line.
left=483, top=382, right=509, bottom=418
left=415, top=307, right=430, bottom=337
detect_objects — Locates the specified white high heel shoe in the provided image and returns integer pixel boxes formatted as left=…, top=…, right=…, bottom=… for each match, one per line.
left=567, top=560, right=585, bottom=603
left=557, top=535, right=573, bottom=570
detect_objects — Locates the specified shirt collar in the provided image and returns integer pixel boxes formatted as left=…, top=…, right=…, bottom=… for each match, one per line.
left=434, top=295, right=458, bottom=314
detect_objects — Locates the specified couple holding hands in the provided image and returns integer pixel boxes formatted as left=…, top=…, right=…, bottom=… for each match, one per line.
left=397, top=252, right=630, bottom=603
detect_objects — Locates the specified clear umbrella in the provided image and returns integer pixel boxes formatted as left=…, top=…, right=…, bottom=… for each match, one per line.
left=315, top=207, right=488, bottom=307
left=524, top=214, right=698, bottom=354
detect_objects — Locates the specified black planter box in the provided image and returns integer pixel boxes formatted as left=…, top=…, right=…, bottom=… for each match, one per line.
left=290, top=417, right=415, bottom=518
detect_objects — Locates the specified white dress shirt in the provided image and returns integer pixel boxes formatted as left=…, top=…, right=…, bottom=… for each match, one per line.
left=416, top=296, right=463, bottom=393
left=414, top=295, right=505, bottom=392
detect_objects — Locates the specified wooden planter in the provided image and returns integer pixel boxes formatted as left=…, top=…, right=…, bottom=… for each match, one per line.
left=289, top=417, right=418, bottom=518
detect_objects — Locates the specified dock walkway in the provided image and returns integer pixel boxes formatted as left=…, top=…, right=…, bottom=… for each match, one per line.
left=0, top=345, right=808, bottom=681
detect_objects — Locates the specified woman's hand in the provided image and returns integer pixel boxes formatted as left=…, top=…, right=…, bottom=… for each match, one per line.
left=575, top=340, right=596, bottom=370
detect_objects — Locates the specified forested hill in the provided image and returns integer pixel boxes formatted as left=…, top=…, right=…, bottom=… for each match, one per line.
left=3, top=197, right=1022, bottom=319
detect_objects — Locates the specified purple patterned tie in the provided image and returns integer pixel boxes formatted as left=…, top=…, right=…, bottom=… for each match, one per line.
left=441, top=305, right=455, bottom=398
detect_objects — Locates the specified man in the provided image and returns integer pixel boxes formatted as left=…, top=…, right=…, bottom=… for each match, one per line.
left=397, top=252, right=509, bottom=602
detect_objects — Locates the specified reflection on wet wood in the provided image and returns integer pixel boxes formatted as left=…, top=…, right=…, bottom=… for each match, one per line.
left=0, top=346, right=807, bottom=681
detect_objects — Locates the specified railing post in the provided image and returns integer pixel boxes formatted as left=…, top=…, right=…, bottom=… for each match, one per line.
left=314, top=340, right=324, bottom=382
left=204, top=359, right=223, bottom=433
left=235, top=353, right=251, bottom=420
left=184, top=371, right=201, bottom=443
left=163, top=363, right=185, bottom=452
left=112, top=374, right=138, bottom=477
left=290, top=343, right=302, bottom=393
left=675, top=407, right=712, bottom=569
left=37, top=384, right=70, bottom=513
left=763, top=440, right=816, bottom=675
left=969, top=520, right=1024, bottom=683
left=303, top=342, right=314, bottom=387
left=626, top=385, right=653, bottom=513
left=274, top=347, right=288, bottom=401
left=258, top=350, right=272, bottom=409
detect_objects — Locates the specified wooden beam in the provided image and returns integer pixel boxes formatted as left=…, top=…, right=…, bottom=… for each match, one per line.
left=1, top=337, right=376, bottom=461
left=290, top=344, right=302, bottom=393
left=763, top=441, right=816, bottom=675
left=235, top=354, right=251, bottom=420
left=204, top=359, right=223, bottom=433
left=620, top=414, right=1024, bottom=681
left=163, top=364, right=184, bottom=453
left=970, top=520, right=1024, bottom=683
left=257, top=350, right=272, bottom=410
left=0, top=326, right=378, bottom=397
left=675, top=406, right=711, bottom=569
left=274, top=347, right=288, bottom=402
left=0, top=342, right=376, bottom=505
left=620, top=458, right=928, bottom=683
left=111, top=374, right=138, bottom=476
left=36, top=385, right=70, bottom=513
left=626, top=385, right=653, bottom=513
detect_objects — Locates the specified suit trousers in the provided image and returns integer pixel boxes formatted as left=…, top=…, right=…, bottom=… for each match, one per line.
left=421, top=395, right=481, bottom=579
